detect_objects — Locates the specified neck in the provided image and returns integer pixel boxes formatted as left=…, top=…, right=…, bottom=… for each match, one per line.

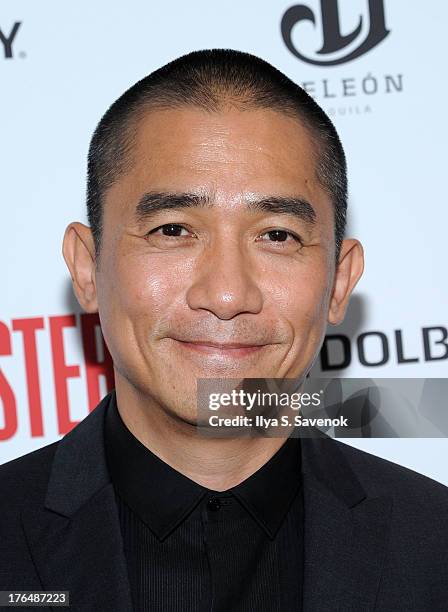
left=114, top=374, right=288, bottom=492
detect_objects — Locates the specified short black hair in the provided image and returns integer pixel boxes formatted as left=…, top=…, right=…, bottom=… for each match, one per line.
left=87, top=48, right=347, bottom=261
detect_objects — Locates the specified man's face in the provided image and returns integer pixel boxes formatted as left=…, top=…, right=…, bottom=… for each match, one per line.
left=66, top=106, right=362, bottom=423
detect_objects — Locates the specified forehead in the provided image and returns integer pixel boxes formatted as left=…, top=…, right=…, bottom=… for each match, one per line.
left=105, top=105, right=331, bottom=216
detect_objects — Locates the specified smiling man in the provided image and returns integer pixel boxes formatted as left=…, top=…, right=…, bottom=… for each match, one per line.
left=1, top=49, right=447, bottom=611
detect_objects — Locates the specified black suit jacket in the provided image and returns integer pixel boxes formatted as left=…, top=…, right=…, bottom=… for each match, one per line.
left=1, top=391, right=447, bottom=611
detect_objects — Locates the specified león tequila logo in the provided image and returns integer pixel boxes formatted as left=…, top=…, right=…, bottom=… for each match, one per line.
left=281, top=0, right=390, bottom=66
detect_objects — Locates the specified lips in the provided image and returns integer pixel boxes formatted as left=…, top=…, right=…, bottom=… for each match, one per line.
left=171, top=338, right=268, bottom=357
left=180, top=340, right=266, bottom=349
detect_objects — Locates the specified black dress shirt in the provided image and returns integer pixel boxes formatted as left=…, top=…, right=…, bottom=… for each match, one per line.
left=104, top=393, right=304, bottom=611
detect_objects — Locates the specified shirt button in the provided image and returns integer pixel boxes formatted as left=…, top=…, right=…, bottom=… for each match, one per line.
left=207, top=497, right=222, bottom=512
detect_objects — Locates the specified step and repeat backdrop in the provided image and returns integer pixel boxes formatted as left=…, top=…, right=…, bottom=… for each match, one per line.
left=1, top=1, right=447, bottom=480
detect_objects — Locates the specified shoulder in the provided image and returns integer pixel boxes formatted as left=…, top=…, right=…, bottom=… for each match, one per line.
left=333, top=438, right=448, bottom=518
left=332, top=439, right=448, bottom=598
left=0, top=441, right=60, bottom=513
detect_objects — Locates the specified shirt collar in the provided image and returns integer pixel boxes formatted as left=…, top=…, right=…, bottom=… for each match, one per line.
left=104, top=391, right=302, bottom=541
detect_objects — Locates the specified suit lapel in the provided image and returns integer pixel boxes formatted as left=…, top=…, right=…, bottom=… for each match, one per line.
left=21, top=392, right=133, bottom=612
left=301, top=434, right=392, bottom=612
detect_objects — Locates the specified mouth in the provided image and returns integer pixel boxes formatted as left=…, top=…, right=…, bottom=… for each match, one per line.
left=171, top=339, right=269, bottom=358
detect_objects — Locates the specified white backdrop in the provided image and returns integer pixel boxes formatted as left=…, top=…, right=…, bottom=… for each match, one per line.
left=1, top=0, right=447, bottom=481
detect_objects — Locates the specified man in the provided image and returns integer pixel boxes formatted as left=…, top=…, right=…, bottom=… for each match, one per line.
left=0, top=49, right=447, bottom=611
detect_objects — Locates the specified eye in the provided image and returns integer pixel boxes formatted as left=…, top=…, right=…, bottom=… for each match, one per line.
left=257, top=229, right=303, bottom=245
left=148, top=223, right=191, bottom=237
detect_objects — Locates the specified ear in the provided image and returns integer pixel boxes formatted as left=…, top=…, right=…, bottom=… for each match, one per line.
left=328, top=239, right=364, bottom=326
left=62, top=222, right=98, bottom=313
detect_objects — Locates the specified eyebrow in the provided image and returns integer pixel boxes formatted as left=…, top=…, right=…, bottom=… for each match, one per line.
left=134, top=191, right=316, bottom=226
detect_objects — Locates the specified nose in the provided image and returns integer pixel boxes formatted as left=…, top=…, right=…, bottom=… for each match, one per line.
left=186, top=237, right=263, bottom=320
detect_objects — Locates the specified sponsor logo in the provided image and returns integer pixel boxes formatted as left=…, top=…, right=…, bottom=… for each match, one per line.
left=280, top=1, right=401, bottom=116
left=0, top=21, right=21, bottom=59
left=281, top=0, right=389, bottom=66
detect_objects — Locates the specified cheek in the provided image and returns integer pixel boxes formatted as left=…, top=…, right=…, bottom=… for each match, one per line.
left=267, top=261, right=332, bottom=331
left=118, top=254, right=188, bottom=320
left=98, top=249, right=190, bottom=339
